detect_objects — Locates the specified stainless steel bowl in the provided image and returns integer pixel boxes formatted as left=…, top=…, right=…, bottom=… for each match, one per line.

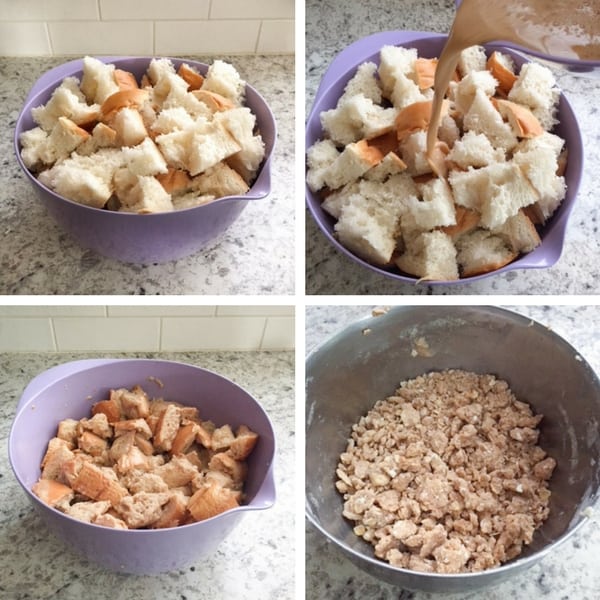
left=305, top=306, right=600, bottom=593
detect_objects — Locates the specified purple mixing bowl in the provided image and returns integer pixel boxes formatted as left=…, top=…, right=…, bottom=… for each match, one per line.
left=8, top=358, right=276, bottom=574
left=14, top=56, right=276, bottom=264
left=454, top=0, right=600, bottom=77
left=305, top=31, right=584, bottom=285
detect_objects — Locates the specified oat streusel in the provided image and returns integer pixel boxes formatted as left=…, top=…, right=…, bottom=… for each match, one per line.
left=336, top=370, right=556, bottom=573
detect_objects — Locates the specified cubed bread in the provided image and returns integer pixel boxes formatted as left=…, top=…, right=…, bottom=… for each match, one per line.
left=334, top=175, right=415, bottom=265
left=19, top=126, right=50, bottom=170
left=151, top=106, right=196, bottom=135
left=446, top=130, right=505, bottom=169
left=405, top=178, right=457, bottom=230
left=187, top=482, right=239, bottom=522
left=155, top=128, right=192, bottom=171
left=110, top=106, right=148, bottom=147
left=508, top=62, right=559, bottom=130
left=80, top=56, right=119, bottom=104
left=193, top=89, right=236, bottom=113
left=153, top=72, right=190, bottom=108
left=178, top=62, right=204, bottom=90
left=214, top=107, right=266, bottom=182
left=201, top=59, right=245, bottom=104
left=187, top=120, right=242, bottom=176
left=156, top=167, right=193, bottom=195
left=31, top=80, right=100, bottom=132
left=395, top=230, right=459, bottom=280
left=77, top=122, right=118, bottom=156
left=457, top=45, right=488, bottom=76
left=492, top=209, right=541, bottom=253
left=146, top=57, right=176, bottom=85
left=323, top=139, right=383, bottom=190
left=494, top=98, right=544, bottom=138
left=378, top=45, right=418, bottom=98
left=340, top=61, right=382, bottom=104
left=190, top=161, right=249, bottom=197
left=100, top=88, right=149, bottom=123
left=38, top=148, right=125, bottom=209
left=453, top=69, right=498, bottom=114
left=400, top=131, right=435, bottom=176
left=513, top=145, right=566, bottom=222
left=321, top=94, right=398, bottom=146
left=121, top=175, right=174, bottom=214
left=456, top=229, right=518, bottom=277
left=463, top=88, right=518, bottom=151
left=122, top=137, right=168, bottom=176
left=306, top=139, right=340, bottom=192
left=364, top=151, right=407, bottom=182
left=32, top=479, right=75, bottom=509
left=486, top=51, right=518, bottom=94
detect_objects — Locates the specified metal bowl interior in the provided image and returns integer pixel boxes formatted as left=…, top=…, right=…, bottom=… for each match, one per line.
left=305, top=32, right=583, bottom=285
left=14, top=56, right=276, bottom=264
left=9, top=359, right=276, bottom=574
left=305, top=306, right=600, bottom=592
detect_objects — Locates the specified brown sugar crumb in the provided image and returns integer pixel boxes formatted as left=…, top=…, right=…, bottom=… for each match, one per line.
left=336, top=369, right=556, bottom=573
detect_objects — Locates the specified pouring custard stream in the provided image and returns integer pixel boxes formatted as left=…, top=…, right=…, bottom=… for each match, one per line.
left=427, top=0, right=600, bottom=160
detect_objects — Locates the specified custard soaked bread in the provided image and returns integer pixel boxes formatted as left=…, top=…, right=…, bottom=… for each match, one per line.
left=32, top=384, right=259, bottom=529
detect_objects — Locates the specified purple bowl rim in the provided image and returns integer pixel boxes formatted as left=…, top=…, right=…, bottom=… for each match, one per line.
left=14, top=55, right=276, bottom=217
left=8, top=357, right=277, bottom=532
left=305, top=31, right=584, bottom=285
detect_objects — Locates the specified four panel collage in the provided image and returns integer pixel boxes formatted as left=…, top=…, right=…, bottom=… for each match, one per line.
left=0, top=1, right=599, bottom=599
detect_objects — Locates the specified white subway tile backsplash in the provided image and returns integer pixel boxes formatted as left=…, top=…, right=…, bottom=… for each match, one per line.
left=210, top=0, right=294, bottom=20
left=155, top=19, right=260, bottom=54
left=0, top=0, right=294, bottom=55
left=48, top=20, right=154, bottom=55
left=257, top=18, right=294, bottom=54
left=161, top=316, right=266, bottom=351
left=108, top=306, right=217, bottom=317
left=0, top=22, right=51, bottom=55
left=0, top=306, right=106, bottom=317
left=0, top=308, right=295, bottom=352
left=0, top=0, right=99, bottom=21
left=0, top=318, right=55, bottom=351
left=99, top=0, right=210, bottom=21
left=216, top=306, right=294, bottom=317
left=261, top=316, right=294, bottom=350
left=54, top=317, right=160, bottom=351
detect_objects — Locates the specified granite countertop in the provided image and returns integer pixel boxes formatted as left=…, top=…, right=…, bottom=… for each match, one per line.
left=305, top=0, right=600, bottom=295
left=0, top=54, right=294, bottom=295
left=0, top=351, right=294, bottom=599
left=305, top=305, right=600, bottom=599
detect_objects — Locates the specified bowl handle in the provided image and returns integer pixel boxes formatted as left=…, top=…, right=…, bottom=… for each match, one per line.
left=16, top=358, right=123, bottom=413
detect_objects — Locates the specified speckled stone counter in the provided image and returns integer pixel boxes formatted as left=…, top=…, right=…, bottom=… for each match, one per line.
left=305, top=305, right=600, bottom=599
left=0, top=351, right=294, bottom=599
left=305, top=0, right=600, bottom=295
left=1, top=54, right=294, bottom=295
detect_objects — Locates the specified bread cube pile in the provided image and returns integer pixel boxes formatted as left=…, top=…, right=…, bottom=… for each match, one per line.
left=20, top=56, right=266, bottom=213
left=32, top=385, right=259, bottom=529
left=306, top=45, right=568, bottom=280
